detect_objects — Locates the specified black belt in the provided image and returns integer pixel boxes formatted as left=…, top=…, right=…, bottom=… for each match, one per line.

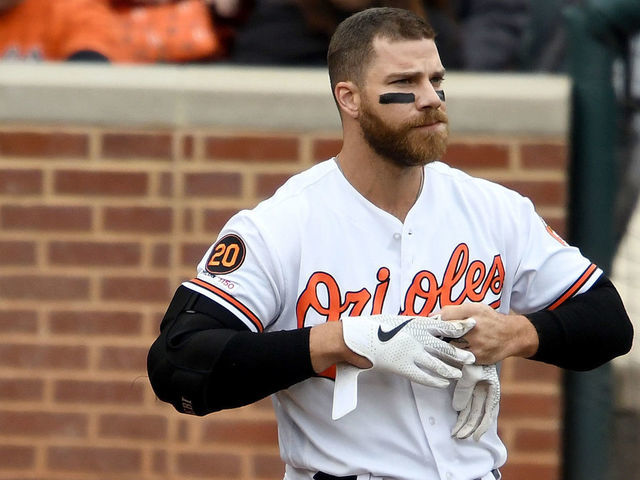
left=313, top=469, right=500, bottom=480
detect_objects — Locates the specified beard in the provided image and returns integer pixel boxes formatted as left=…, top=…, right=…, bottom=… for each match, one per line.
left=359, top=101, right=449, bottom=167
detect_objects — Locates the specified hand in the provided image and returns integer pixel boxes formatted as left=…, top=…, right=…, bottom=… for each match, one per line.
left=440, top=303, right=539, bottom=364
left=451, top=364, right=500, bottom=441
left=332, top=314, right=476, bottom=419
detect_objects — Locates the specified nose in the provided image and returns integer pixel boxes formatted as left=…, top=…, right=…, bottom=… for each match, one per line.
left=415, top=83, right=443, bottom=110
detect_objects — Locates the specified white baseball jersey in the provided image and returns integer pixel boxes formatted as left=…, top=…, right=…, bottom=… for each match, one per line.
left=184, top=159, right=601, bottom=480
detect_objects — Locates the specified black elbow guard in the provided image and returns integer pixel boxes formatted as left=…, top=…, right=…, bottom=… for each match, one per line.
left=147, top=286, right=242, bottom=416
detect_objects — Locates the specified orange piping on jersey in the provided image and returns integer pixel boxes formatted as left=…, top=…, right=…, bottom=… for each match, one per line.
left=547, top=263, right=598, bottom=311
left=189, top=278, right=264, bottom=332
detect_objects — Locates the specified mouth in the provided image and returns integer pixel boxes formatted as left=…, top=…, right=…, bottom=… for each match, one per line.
left=413, top=121, right=445, bottom=131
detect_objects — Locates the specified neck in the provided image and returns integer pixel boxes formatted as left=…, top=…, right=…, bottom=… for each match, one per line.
left=335, top=146, right=424, bottom=223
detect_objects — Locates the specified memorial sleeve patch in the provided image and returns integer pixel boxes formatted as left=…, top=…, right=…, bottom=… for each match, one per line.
left=205, top=234, right=246, bottom=275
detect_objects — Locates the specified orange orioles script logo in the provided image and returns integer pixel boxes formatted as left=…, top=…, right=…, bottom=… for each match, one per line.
left=296, top=243, right=504, bottom=378
left=297, top=243, right=504, bottom=327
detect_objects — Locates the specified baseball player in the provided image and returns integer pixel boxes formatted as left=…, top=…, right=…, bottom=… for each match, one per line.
left=147, top=7, right=633, bottom=480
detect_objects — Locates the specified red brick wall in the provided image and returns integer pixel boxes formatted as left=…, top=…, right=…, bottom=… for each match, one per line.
left=0, top=126, right=567, bottom=480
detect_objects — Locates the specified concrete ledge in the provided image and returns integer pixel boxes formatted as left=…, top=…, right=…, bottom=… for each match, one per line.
left=0, top=62, right=570, bottom=135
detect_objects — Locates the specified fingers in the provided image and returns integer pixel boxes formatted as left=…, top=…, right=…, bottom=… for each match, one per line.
left=405, top=365, right=452, bottom=389
left=453, top=385, right=487, bottom=439
left=452, top=378, right=475, bottom=411
left=421, top=316, right=476, bottom=338
left=439, top=303, right=489, bottom=321
left=427, top=340, right=476, bottom=365
left=473, top=407, right=493, bottom=441
left=451, top=402, right=471, bottom=436
left=473, top=381, right=499, bottom=441
left=414, top=350, right=463, bottom=380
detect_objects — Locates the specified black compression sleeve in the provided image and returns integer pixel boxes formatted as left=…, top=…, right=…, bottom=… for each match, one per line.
left=148, top=286, right=316, bottom=415
left=209, top=327, right=314, bottom=410
left=526, top=275, right=633, bottom=370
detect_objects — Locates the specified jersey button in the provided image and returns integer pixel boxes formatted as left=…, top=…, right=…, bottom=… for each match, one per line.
left=393, top=233, right=401, bottom=240
left=428, top=416, right=436, bottom=425
left=446, top=472, right=454, bottom=480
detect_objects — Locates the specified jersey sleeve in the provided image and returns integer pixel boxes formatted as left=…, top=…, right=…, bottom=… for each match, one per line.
left=182, top=211, right=284, bottom=333
left=508, top=195, right=602, bottom=314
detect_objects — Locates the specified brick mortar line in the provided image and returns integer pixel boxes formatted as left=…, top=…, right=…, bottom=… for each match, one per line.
left=88, top=128, right=101, bottom=161
left=146, top=171, right=161, bottom=200
left=502, top=383, right=560, bottom=394
left=181, top=161, right=307, bottom=172
left=500, top=419, right=561, bottom=431
left=0, top=160, right=178, bottom=171
left=506, top=453, right=559, bottom=463
left=0, top=197, right=179, bottom=207
left=18, top=440, right=284, bottom=456
left=447, top=134, right=567, bottom=144
left=41, top=166, right=54, bottom=200
left=0, top=335, right=158, bottom=346
left=0, top=365, right=149, bottom=377
left=0, top=231, right=210, bottom=242
left=536, top=206, right=566, bottom=215
left=465, top=169, right=566, bottom=181
left=170, top=138, right=189, bottom=289
left=191, top=130, right=206, bottom=160
left=509, top=139, right=521, bottom=171
left=0, top=124, right=95, bottom=132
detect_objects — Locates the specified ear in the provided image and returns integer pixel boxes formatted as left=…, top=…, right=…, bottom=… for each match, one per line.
left=334, top=81, right=360, bottom=119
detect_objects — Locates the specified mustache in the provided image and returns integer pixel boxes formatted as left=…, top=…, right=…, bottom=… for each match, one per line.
left=406, top=110, right=449, bottom=128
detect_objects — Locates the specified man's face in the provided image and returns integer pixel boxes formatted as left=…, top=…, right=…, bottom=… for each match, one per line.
left=358, top=37, right=449, bottom=167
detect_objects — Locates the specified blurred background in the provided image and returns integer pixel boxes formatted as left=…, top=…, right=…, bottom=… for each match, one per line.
left=0, top=0, right=638, bottom=479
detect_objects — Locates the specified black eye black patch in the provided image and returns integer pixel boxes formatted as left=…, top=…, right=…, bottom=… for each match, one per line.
left=379, top=91, right=445, bottom=104
left=379, top=93, right=415, bottom=104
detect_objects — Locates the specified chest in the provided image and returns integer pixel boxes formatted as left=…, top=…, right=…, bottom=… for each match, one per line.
left=294, top=214, right=508, bottom=327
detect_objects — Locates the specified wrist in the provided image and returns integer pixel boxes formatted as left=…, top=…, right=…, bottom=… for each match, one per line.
left=309, top=322, right=371, bottom=374
left=510, top=314, right=539, bottom=358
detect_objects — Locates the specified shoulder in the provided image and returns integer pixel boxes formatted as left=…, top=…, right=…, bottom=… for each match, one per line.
left=425, top=161, right=539, bottom=233
left=426, top=161, right=525, bottom=201
left=227, top=159, right=340, bottom=235
left=253, top=159, right=340, bottom=215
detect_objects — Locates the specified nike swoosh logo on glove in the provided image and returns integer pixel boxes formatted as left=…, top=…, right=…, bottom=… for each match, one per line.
left=377, top=318, right=413, bottom=342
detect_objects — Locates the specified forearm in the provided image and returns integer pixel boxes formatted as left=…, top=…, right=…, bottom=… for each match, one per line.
left=209, top=328, right=315, bottom=409
left=148, top=325, right=315, bottom=415
left=147, top=286, right=374, bottom=415
left=148, top=286, right=321, bottom=415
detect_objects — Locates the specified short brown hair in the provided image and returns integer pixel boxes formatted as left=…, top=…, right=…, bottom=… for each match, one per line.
left=327, top=7, right=436, bottom=96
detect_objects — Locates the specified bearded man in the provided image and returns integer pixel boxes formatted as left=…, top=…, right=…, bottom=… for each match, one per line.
left=147, top=7, right=632, bottom=480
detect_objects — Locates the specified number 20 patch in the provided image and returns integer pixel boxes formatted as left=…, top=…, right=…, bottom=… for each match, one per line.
left=205, top=234, right=246, bottom=275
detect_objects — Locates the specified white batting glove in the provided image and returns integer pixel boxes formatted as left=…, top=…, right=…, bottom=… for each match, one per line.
left=451, top=364, right=500, bottom=441
left=332, top=314, right=476, bottom=420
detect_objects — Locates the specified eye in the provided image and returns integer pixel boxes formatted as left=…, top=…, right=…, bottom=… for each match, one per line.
left=391, top=78, right=411, bottom=85
left=431, top=76, right=445, bottom=88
